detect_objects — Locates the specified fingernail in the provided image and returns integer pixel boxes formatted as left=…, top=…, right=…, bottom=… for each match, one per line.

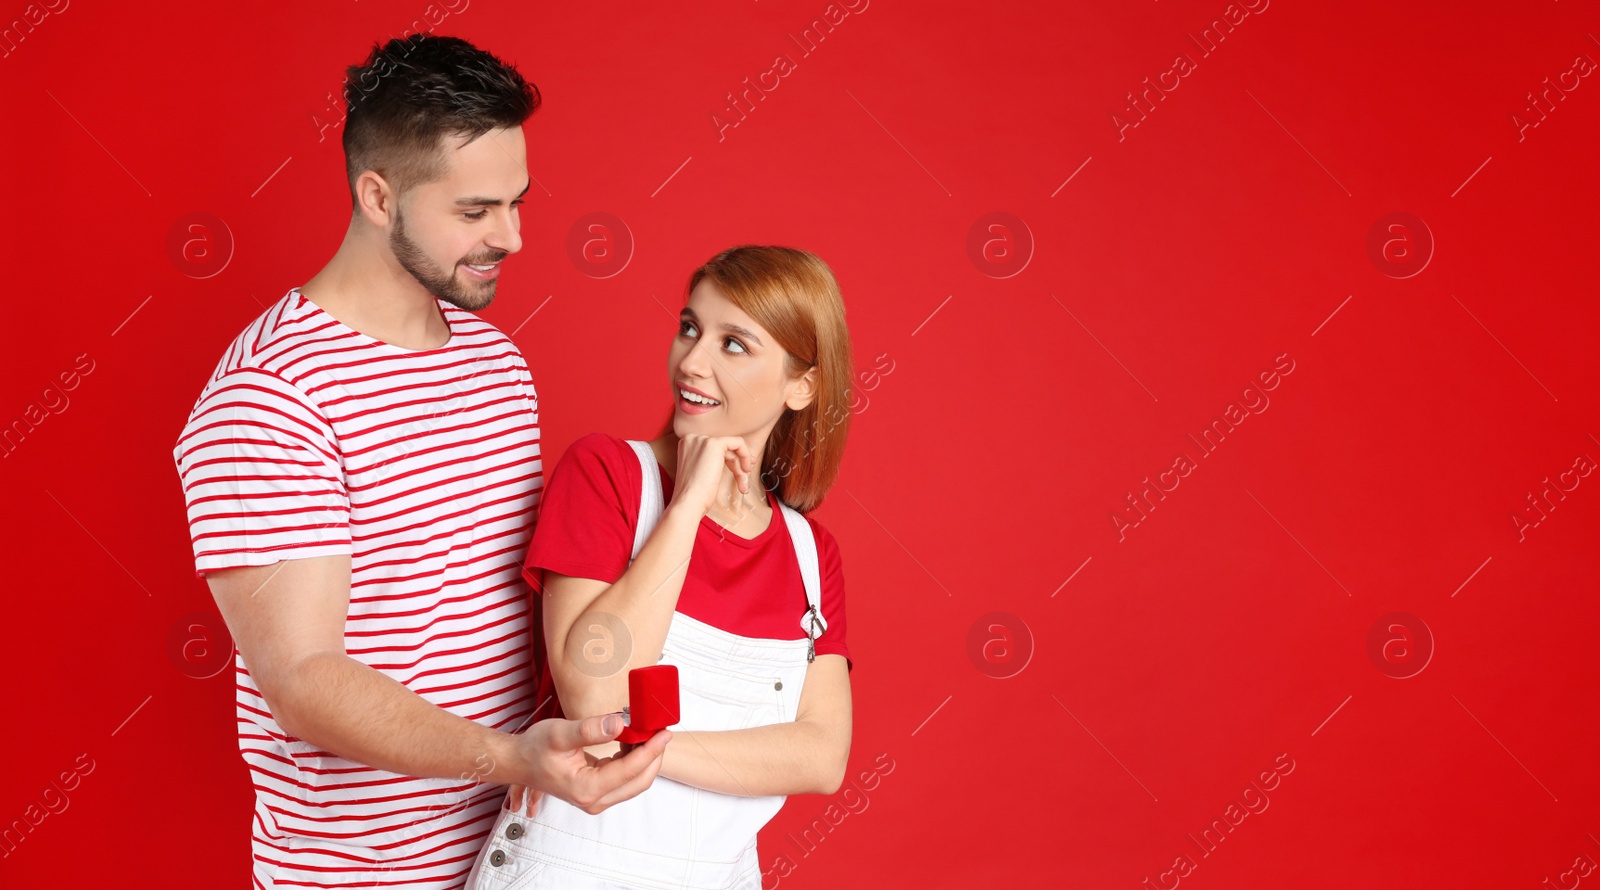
left=603, top=714, right=621, bottom=735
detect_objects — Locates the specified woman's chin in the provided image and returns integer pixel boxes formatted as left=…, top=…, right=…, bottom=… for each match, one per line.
left=672, top=411, right=726, bottom=438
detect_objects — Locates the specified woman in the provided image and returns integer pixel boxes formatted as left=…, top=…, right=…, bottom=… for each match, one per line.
left=467, top=245, right=856, bottom=889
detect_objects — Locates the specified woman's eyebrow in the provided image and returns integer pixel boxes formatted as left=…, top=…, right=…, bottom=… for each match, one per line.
left=720, top=323, right=762, bottom=346
left=680, top=308, right=763, bottom=346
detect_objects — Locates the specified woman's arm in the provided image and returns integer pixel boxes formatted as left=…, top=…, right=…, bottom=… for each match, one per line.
left=541, top=505, right=699, bottom=720
left=658, top=653, right=852, bottom=797
left=544, top=434, right=757, bottom=720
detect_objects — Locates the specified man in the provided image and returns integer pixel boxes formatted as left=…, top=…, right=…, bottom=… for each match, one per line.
left=172, top=34, right=669, bottom=888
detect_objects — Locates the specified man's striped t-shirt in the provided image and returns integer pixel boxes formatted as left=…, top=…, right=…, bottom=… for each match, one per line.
left=173, top=287, right=540, bottom=889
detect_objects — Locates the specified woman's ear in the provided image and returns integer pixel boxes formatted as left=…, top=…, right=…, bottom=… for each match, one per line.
left=785, top=366, right=819, bottom=412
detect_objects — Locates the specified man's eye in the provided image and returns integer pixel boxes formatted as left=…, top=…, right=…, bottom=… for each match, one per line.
left=467, top=200, right=521, bottom=222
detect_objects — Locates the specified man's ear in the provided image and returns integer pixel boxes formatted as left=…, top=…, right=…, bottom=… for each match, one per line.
left=354, top=170, right=398, bottom=227
left=786, top=366, right=819, bottom=412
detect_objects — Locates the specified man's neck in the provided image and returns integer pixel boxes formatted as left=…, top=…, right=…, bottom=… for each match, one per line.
left=300, top=235, right=449, bottom=351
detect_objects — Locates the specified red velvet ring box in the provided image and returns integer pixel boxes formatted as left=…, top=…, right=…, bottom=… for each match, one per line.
left=616, top=664, right=680, bottom=744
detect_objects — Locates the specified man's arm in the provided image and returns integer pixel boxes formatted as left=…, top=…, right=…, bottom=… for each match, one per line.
left=207, top=554, right=670, bottom=814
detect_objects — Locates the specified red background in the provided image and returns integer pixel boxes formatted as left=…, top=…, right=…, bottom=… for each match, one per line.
left=4, top=1, right=1599, bottom=887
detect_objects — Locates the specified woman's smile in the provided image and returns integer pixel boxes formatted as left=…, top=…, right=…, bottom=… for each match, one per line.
left=677, top=383, right=722, bottom=414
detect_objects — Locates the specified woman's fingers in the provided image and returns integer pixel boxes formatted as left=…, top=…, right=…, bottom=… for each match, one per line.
left=726, top=437, right=755, bottom=494
left=698, top=435, right=748, bottom=498
left=723, top=441, right=749, bottom=495
left=676, top=434, right=762, bottom=511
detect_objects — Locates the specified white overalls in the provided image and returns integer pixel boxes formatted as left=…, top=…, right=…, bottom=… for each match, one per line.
left=466, top=440, right=828, bottom=890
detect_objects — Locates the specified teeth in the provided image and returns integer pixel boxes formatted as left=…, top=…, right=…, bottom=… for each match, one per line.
left=467, top=263, right=495, bottom=271
left=680, top=388, right=719, bottom=406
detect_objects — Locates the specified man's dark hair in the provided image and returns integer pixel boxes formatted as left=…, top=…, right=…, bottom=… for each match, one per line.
left=341, top=34, right=540, bottom=209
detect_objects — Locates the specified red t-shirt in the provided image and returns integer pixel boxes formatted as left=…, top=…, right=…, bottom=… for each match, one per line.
left=523, top=433, right=850, bottom=719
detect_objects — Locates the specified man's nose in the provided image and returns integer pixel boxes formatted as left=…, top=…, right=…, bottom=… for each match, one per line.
left=486, top=211, right=522, bottom=257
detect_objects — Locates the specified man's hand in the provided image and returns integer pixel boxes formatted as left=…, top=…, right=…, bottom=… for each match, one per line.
left=504, top=713, right=671, bottom=816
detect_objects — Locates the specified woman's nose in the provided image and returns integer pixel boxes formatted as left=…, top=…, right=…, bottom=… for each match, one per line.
left=677, top=336, right=711, bottom=378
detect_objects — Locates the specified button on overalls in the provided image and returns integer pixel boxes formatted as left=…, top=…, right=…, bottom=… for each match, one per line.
left=466, top=440, right=828, bottom=890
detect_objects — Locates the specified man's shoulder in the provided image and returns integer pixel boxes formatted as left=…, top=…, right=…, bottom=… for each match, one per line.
left=177, top=291, right=334, bottom=445
left=192, top=290, right=328, bottom=395
left=221, top=289, right=327, bottom=366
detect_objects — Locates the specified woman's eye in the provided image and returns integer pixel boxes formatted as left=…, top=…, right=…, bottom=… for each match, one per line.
left=723, top=337, right=746, bottom=354
left=679, top=320, right=698, bottom=337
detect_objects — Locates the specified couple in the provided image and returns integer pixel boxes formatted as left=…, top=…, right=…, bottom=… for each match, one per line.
left=172, top=34, right=854, bottom=890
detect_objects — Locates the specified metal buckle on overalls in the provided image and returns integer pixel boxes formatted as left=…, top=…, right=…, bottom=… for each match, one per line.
left=806, top=605, right=821, bottom=663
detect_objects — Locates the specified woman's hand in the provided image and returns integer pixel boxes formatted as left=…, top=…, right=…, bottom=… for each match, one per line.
left=670, top=434, right=756, bottom=519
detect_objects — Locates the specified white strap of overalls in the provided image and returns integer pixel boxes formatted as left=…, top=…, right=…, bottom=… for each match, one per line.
left=778, top=503, right=827, bottom=639
left=625, top=440, right=665, bottom=562
left=624, top=439, right=826, bottom=641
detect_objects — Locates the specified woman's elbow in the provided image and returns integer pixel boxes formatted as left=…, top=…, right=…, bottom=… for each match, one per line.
left=549, top=668, right=625, bottom=719
left=811, top=735, right=851, bottom=795
left=814, top=765, right=846, bottom=796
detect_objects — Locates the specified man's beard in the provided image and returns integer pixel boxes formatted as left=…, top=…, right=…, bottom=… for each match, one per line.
left=389, top=207, right=504, bottom=311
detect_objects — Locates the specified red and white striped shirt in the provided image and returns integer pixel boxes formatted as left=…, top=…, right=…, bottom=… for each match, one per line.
left=173, top=287, right=540, bottom=889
